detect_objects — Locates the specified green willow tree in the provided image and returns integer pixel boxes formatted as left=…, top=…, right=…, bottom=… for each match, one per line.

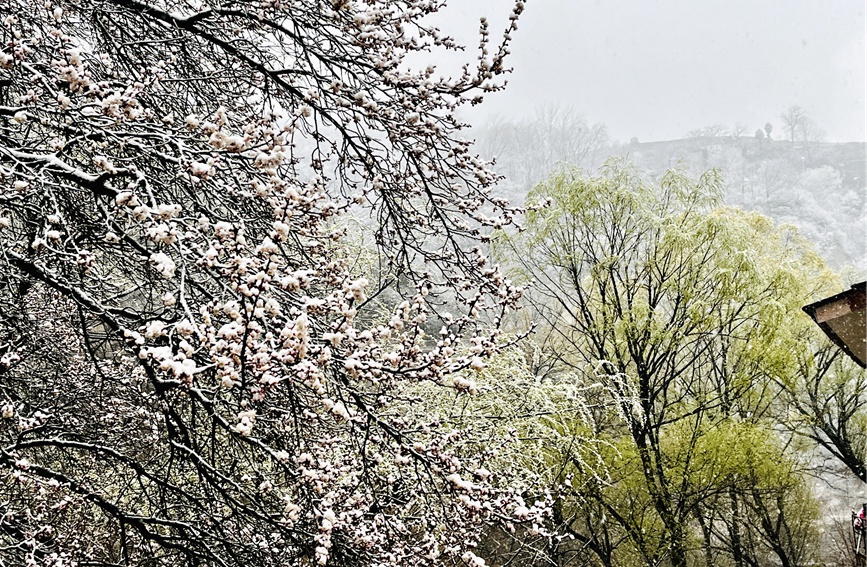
left=776, top=307, right=867, bottom=483
left=496, top=162, right=841, bottom=567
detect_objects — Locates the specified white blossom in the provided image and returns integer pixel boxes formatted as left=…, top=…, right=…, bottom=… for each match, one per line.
left=150, top=252, right=176, bottom=279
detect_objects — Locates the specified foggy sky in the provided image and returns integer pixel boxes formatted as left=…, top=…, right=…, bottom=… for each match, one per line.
left=437, top=0, right=865, bottom=143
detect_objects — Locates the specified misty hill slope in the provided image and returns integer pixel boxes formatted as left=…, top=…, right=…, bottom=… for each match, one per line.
left=615, top=136, right=866, bottom=271
left=483, top=131, right=866, bottom=272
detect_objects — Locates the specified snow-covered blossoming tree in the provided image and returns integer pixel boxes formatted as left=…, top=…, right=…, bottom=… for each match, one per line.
left=0, top=0, right=545, bottom=565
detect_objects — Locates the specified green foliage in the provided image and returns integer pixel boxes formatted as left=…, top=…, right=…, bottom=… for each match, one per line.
left=492, top=160, right=842, bottom=566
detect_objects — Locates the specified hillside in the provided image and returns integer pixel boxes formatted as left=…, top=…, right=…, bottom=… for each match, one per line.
left=480, top=126, right=866, bottom=272
left=612, top=136, right=866, bottom=271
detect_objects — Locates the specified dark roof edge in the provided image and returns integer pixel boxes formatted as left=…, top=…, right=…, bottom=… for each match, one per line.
left=802, top=281, right=867, bottom=368
left=802, top=281, right=867, bottom=320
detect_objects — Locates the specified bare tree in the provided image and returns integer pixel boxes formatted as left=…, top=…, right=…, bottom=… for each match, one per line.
left=780, top=105, right=808, bottom=143
left=475, top=104, right=609, bottom=193
left=781, top=345, right=867, bottom=483
left=801, top=118, right=826, bottom=143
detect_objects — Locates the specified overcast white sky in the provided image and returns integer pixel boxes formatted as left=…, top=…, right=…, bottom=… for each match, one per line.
left=436, top=0, right=865, bottom=143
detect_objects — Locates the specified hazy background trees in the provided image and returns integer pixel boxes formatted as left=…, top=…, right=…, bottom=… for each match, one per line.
left=475, top=104, right=609, bottom=194
left=475, top=105, right=866, bottom=272
left=780, top=105, right=826, bottom=145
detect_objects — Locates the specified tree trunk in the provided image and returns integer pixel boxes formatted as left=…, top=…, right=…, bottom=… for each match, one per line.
left=667, top=523, right=688, bottom=567
left=729, top=487, right=745, bottom=567
left=695, top=506, right=715, bottom=567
